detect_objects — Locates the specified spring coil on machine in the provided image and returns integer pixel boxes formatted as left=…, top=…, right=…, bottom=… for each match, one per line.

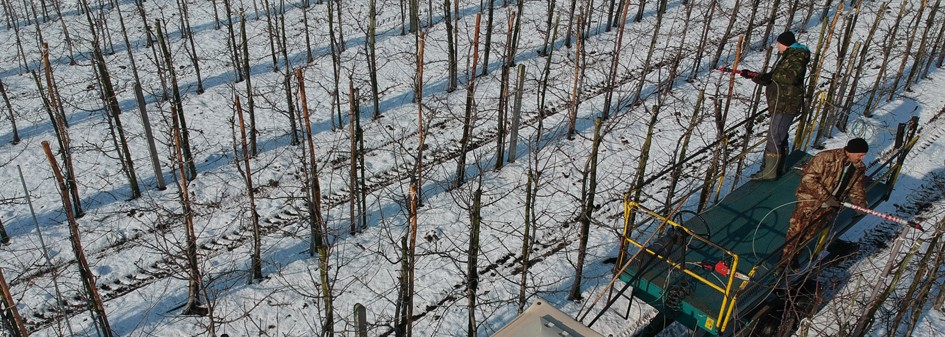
left=661, top=228, right=695, bottom=312
left=664, top=274, right=694, bottom=312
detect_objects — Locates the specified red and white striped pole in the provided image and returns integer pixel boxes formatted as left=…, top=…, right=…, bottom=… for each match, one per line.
left=842, top=202, right=925, bottom=232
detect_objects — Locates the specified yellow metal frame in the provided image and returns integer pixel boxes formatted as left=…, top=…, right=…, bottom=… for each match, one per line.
left=620, top=201, right=747, bottom=333
left=798, top=91, right=828, bottom=151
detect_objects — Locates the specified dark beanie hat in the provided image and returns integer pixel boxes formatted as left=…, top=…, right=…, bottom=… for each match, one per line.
left=777, top=31, right=796, bottom=46
left=845, top=138, right=869, bottom=153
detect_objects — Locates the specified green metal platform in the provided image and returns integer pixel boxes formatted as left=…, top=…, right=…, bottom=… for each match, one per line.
left=619, top=151, right=891, bottom=335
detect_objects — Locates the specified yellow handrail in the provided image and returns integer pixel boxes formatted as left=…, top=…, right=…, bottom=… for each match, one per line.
left=622, top=201, right=746, bottom=332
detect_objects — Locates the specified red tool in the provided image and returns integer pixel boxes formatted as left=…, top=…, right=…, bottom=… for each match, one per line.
left=716, top=67, right=760, bottom=79
left=701, top=260, right=750, bottom=281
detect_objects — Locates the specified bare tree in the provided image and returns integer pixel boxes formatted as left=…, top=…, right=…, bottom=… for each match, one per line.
left=132, top=0, right=154, bottom=47
left=295, top=69, right=334, bottom=333
left=263, top=0, right=280, bottom=72
left=7, top=2, right=29, bottom=72
left=709, top=0, right=741, bottom=70
left=481, top=0, right=496, bottom=75
left=174, top=0, right=204, bottom=93
left=369, top=0, right=383, bottom=114
left=760, top=0, right=782, bottom=50
left=921, top=7, right=945, bottom=77
left=301, top=0, right=314, bottom=63
left=328, top=0, right=344, bottom=129
left=517, top=166, right=538, bottom=312
left=568, top=117, right=604, bottom=300
left=295, top=69, right=327, bottom=257
left=839, top=2, right=887, bottom=131
left=0, top=268, right=28, bottom=337
left=0, top=79, right=19, bottom=144
left=602, top=0, right=633, bottom=119
left=540, top=0, right=556, bottom=56
left=156, top=20, right=198, bottom=180
left=863, top=0, right=909, bottom=116
left=444, top=0, right=457, bottom=92
left=455, top=14, right=482, bottom=188
left=333, top=0, right=345, bottom=50
left=41, top=141, right=115, bottom=336
left=240, top=12, right=258, bottom=156
left=905, top=0, right=941, bottom=90
left=235, top=96, right=264, bottom=282
left=567, top=6, right=587, bottom=140
left=888, top=0, right=929, bottom=99
left=467, top=187, right=482, bottom=337
left=564, top=0, right=577, bottom=47
left=78, top=0, right=143, bottom=198
left=349, top=79, right=364, bottom=234
left=170, top=109, right=207, bottom=317
left=633, top=0, right=666, bottom=105
left=50, top=0, right=76, bottom=64
left=39, top=49, right=83, bottom=218
left=495, top=13, right=516, bottom=169
left=222, top=0, right=244, bottom=82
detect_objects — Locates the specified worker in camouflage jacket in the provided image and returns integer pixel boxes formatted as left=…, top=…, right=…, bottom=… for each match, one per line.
left=781, top=138, right=869, bottom=268
left=741, top=31, right=811, bottom=180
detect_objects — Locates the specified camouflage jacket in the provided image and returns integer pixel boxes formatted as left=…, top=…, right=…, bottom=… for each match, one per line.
left=764, top=43, right=810, bottom=115
left=792, top=149, right=867, bottom=223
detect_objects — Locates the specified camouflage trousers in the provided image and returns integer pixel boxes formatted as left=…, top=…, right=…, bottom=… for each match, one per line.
left=782, top=205, right=837, bottom=263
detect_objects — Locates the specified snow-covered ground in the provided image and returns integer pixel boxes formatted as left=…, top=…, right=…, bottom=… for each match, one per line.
left=0, top=0, right=943, bottom=336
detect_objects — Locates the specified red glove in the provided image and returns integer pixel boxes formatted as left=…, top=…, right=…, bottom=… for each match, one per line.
left=740, top=70, right=761, bottom=79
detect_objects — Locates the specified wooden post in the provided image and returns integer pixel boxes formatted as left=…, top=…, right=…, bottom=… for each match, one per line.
left=41, top=141, right=114, bottom=336
left=134, top=83, right=166, bottom=190
left=415, top=32, right=425, bottom=205
left=507, top=64, right=525, bottom=163
left=0, top=268, right=28, bottom=337
left=349, top=79, right=359, bottom=235
left=354, top=303, right=367, bottom=337
left=0, top=217, right=7, bottom=244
